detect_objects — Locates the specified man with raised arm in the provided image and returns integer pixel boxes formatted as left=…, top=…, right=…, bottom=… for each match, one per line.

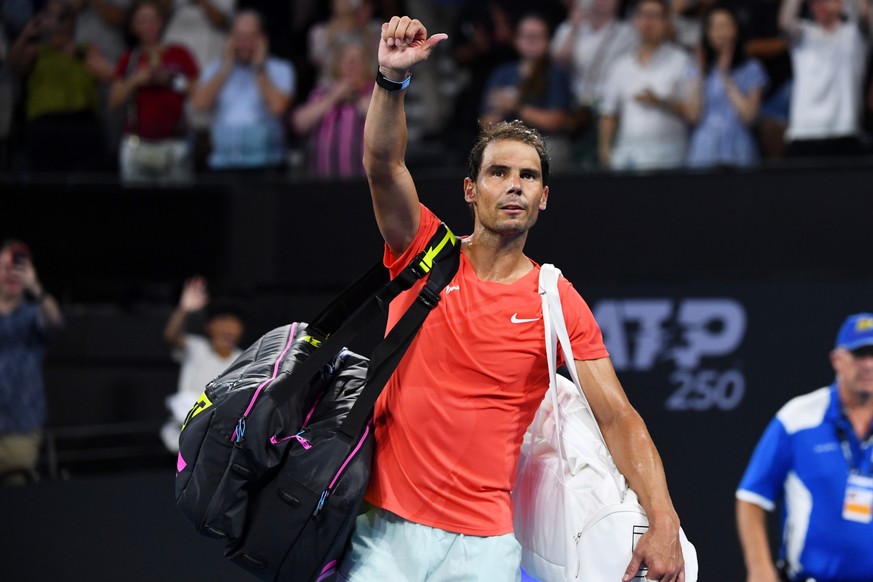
left=340, top=15, right=686, bottom=582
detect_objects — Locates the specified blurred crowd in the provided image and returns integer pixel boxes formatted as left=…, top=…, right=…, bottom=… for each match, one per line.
left=2, top=0, right=873, bottom=181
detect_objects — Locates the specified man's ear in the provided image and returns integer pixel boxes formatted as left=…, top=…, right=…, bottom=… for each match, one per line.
left=539, top=185, right=549, bottom=210
left=463, top=177, right=476, bottom=204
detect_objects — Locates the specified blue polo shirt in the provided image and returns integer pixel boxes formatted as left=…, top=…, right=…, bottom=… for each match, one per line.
left=201, top=57, right=295, bottom=169
left=737, top=385, right=873, bottom=582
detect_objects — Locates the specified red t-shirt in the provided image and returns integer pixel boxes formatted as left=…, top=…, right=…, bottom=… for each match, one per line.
left=366, top=204, right=609, bottom=536
left=115, top=45, right=198, bottom=140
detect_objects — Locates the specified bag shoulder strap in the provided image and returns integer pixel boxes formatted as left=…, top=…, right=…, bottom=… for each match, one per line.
left=270, top=224, right=459, bottom=416
left=539, top=263, right=609, bottom=448
left=338, top=235, right=459, bottom=440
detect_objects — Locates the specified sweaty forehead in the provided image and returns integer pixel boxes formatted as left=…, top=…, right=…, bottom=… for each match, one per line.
left=481, top=139, right=542, bottom=171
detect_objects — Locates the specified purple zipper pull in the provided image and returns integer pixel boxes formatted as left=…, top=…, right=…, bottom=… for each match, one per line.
left=269, top=430, right=312, bottom=449
left=294, top=430, right=312, bottom=449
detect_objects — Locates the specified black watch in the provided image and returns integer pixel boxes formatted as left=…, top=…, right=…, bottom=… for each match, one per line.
left=376, top=69, right=411, bottom=92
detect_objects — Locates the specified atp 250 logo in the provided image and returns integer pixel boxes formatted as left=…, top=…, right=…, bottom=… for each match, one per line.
left=593, top=299, right=747, bottom=412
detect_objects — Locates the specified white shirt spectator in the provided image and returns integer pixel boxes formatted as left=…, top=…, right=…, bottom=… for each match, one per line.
left=73, top=0, right=131, bottom=63
left=551, top=19, right=637, bottom=106
left=161, top=334, right=241, bottom=451
left=786, top=20, right=868, bottom=141
left=600, top=43, right=692, bottom=170
left=163, top=0, right=236, bottom=70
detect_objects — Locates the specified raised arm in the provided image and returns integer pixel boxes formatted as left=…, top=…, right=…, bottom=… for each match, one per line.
left=779, top=0, right=803, bottom=39
left=574, top=357, right=684, bottom=582
left=363, top=16, right=446, bottom=256
left=164, top=277, right=209, bottom=350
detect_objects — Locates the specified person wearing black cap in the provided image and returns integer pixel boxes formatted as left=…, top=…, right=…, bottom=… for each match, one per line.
left=736, top=313, right=873, bottom=582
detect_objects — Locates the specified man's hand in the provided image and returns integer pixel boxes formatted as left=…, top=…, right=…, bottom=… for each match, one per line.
left=17, top=258, right=42, bottom=298
left=634, top=88, right=662, bottom=107
left=488, top=87, right=519, bottom=116
left=179, top=277, right=209, bottom=313
left=378, top=16, right=447, bottom=79
left=252, top=35, right=268, bottom=69
left=622, top=513, right=685, bottom=582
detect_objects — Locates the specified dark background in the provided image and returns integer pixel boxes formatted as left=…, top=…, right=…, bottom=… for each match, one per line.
left=2, top=163, right=872, bottom=581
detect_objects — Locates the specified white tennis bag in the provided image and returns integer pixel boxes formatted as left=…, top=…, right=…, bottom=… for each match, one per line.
left=513, top=264, right=698, bottom=582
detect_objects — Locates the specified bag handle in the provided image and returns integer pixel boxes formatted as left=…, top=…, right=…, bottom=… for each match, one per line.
left=539, top=263, right=627, bottom=495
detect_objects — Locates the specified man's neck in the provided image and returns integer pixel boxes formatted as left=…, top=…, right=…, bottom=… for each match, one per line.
left=638, top=41, right=662, bottom=64
left=840, top=388, right=873, bottom=439
left=462, top=230, right=532, bottom=284
left=590, top=14, right=614, bottom=30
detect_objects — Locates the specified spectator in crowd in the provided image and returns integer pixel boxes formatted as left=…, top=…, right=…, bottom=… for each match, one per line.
left=110, top=1, right=198, bottom=183
left=598, top=0, right=693, bottom=170
left=159, top=0, right=235, bottom=168
left=192, top=9, right=294, bottom=173
left=671, top=0, right=717, bottom=51
left=161, top=0, right=235, bottom=71
left=71, top=0, right=130, bottom=65
left=448, top=3, right=517, bottom=146
left=480, top=12, right=574, bottom=172
left=70, top=0, right=132, bottom=170
left=737, top=0, right=793, bottom=160
left=685, top=5, right=768, bottom=168
left=292, top=39, right=373, bottom=178
left=235, top=0, right=293, bottom=60
left=161, top=277, right=243, bottom=453
left=551, top=0, right=637, bottom=165
left=402, top=0, right=463, bottom=137
left=308, top=0, right=380, bottom=83
left=736, top=313, right=873, bottom=582
left=0, top=241, right=63, bottom=485
left=552, top=0, right=637, bottom=111
left=780, top=0, right=872, bottom=158
left=7, top=0, right=114, bottom=173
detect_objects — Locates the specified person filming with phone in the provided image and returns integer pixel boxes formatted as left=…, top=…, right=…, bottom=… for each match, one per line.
left=0, top=240, right=63, bottom=485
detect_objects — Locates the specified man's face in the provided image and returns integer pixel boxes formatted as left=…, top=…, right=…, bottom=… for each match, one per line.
left=464, top=139, right=549, bottom=237
left=206, top=315, right=244, bottom=355
left=514, top=17, right=550, bottom=61
left=832, top=346, right=873, bottom=404
left=634, top=0, right=668, bottom=44
left=131, top=4, right=163, bottom=46
left=810, top=0, right=842, bottom=25
left=592, top=0, right=619, bottom=19
left=232, top=14, right=262, bottom=63
left=0, top=250, right=25, bottom=300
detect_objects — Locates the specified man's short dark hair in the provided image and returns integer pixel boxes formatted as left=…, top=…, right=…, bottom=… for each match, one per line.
left=467, top=120, right=551, bottom=187
left=634, top=0, right=669, bottom=15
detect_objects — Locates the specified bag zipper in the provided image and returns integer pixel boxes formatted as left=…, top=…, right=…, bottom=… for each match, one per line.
left=313, top=423, right=371, bottom=516
left=231, top=322, right=298, bottom=443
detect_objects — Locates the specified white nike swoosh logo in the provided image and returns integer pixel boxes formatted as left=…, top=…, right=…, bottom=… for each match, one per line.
left=511, top=313, right=541, bottom=324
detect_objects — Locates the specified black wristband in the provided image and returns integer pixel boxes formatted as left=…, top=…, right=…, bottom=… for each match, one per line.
left=376, top=69, right=411, bottom=92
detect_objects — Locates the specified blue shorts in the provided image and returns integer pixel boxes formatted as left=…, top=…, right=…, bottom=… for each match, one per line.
left=338, top=507, right=522, bottom=582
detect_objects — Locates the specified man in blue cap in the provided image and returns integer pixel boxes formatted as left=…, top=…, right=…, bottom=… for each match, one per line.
left=736, top=313, right=873, bottom=582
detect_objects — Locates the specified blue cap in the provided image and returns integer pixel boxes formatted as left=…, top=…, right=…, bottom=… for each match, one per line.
left=835, top=313, right=873, bottom=351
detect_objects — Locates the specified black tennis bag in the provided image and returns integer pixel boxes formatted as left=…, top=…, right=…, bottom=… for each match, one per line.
left=175, top=224, right=459, bottom=581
